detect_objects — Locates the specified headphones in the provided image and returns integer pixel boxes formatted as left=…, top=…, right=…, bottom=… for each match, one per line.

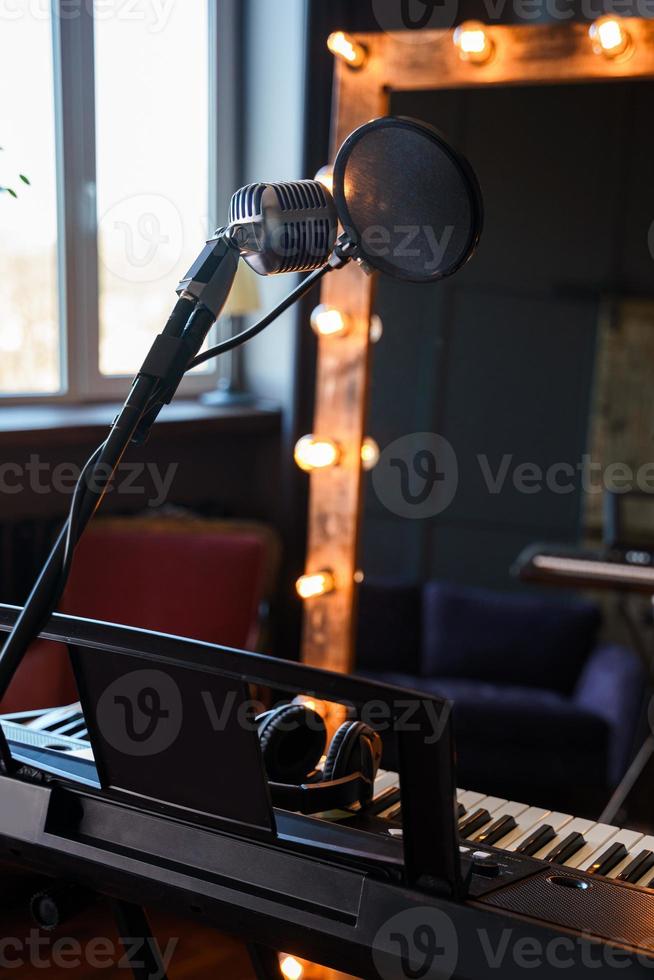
left=256, top=703, right=382, bottom=815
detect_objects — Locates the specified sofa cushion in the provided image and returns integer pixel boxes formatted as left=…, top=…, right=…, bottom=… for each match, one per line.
left=355, top=580, right=422, bottom=675
left=359, top=670, right=609, bottom=752
left=358, top=668, right=612, bottom=811
left=422, top=582, right=601, bottom=694
left=574, top=644, right=647, bottom=784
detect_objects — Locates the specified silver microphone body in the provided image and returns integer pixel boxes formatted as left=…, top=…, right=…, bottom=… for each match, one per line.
left=227, top=179, right=338, bottom=276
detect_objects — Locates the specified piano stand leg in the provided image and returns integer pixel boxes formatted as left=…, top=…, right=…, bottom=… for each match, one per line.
left=112, top=900, right=169, bottom=980
left=599, top=733, right=654, bottom=825
left=247, top=942, right=285, bottom=979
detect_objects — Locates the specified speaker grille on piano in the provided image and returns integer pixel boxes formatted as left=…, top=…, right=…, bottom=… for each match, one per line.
left=480, top=868, right=654, bottom=950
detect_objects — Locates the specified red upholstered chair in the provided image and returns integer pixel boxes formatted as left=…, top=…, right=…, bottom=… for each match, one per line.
left=1, top=516, right=280, bottom=712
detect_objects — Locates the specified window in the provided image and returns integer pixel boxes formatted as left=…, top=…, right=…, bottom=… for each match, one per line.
left=0, top=0, right=229, bottom=401
left=95, top=1, right=209, bottom=377
left=0, top=4, right=60, bottom=393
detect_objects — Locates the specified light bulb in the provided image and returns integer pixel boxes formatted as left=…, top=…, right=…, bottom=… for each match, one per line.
left=369, top=314, right=383, bottom=344
left=314, top=165, right=334, bottom=196
left=589, top=16, right=632, bottom=57
left=453, top=21, right=494, bottom=64
left=327, top=31, right=367, bottom=69
left=296, top=571, right=335, bottom=600
left=294, top=435, right=341, bottom=472
left=361, top=437, right=380, bottom=471
left=280, top=955, right=303, bottom=980
left=311, top=304, right=349, bottom=338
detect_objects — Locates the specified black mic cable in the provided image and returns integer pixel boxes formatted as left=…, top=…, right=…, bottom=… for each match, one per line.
left=0, top=250, right=347, bottom=775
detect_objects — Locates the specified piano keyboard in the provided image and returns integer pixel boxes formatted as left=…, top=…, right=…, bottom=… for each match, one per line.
left=5, top=707, right=654, bottom=893
left=374, top=770, right=654, bottom=890
left=0, top=703, right=92, bottom=759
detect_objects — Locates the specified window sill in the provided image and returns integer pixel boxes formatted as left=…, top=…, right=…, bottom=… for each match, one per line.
left=0, top=398, right=282, bottom=447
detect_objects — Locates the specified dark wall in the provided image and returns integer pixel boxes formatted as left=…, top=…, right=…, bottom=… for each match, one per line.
left=361, top=79, right=654, bottom=591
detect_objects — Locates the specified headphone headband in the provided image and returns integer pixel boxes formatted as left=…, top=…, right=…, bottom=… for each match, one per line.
left=256, top=704, right=381, bottom=815
left=268, top=772, right=372, bottom=815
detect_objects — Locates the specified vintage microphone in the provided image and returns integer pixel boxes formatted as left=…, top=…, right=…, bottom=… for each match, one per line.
left=0, top=116, right=483, bottom=771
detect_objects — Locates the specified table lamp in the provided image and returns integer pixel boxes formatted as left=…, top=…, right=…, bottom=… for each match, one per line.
left=201, top=260, right=261, bottom=406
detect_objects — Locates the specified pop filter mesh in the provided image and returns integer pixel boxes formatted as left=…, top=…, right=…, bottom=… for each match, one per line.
left=333, top=118, right=482, bottom=283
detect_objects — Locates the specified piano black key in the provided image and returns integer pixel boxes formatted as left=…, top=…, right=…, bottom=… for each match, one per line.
left=617, top=851, right=654, bottom=884
left=474, top=815, right=518, bottom=847
left=457, top=802, right=466, bottom=820
left=516, top=824, right=556, bottom=856
left=586, top=842, right=628, bottom=876
left=545, top=832, right=586, bottom=865
left=459, top=808, right=491, bottom=839
left=368, top=788, right=401, bottom=816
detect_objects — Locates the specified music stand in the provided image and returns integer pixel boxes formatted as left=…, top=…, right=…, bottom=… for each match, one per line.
left=0, top=605, right=462, bottom=979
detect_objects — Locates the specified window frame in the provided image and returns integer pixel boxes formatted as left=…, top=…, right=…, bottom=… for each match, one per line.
left=0, top=0, right=238, bottom=405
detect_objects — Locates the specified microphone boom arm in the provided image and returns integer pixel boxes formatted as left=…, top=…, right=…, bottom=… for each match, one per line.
left=0, top=233, right=240, bottom=769
left=0, top=233, right=354, bottom=775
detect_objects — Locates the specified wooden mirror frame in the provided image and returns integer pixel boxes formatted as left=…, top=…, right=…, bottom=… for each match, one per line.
left=300, top=20, right=654, bottom=675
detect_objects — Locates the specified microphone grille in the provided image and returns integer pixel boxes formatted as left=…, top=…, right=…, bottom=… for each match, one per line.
left=229, top=183, right=266, bottom=223
left=229, top=180, right=338, bottom=275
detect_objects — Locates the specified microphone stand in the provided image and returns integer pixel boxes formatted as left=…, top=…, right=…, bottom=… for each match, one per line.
left=0, top=232, right=240, bottom=772
left=0, top=227, right=354, bottom=980
left=0, top=235, right=351, bottom=776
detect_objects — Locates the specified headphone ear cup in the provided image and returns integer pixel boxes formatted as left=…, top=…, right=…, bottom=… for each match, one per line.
left=323, top=721, right=382, bottom=805
left=322, top=722, right=353, bottom=783
left=257, top=703, right=327, bottom=785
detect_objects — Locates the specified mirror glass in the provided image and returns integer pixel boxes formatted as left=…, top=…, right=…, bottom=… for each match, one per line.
left=359, top=80, right=654, bottom=604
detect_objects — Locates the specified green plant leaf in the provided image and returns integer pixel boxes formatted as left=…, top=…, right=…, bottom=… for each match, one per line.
left=6, top=188, right=17, bottom=198
left=19, top=174, right=30, bottom=185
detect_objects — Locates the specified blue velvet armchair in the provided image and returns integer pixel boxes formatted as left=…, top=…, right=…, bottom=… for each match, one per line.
left=355, top=580, right=647, bottom=816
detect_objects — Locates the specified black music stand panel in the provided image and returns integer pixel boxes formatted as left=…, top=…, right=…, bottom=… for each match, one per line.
left=70, top=644, right=276, bottom=837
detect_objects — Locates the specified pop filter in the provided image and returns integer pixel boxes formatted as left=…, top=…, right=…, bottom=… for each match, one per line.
left=332, top=116, right=483, bottom=283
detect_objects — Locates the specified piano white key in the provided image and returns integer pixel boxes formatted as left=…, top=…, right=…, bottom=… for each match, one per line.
left=373, top=770, right=399, bottom=796
left=458, top=790, right=488, bottom=811
left=490, top=800, right=530, bottom=820
left=581, top=830, right=644, bottom=878
left=505, top=812, right=574, bottom=853
left=532, top=816, right=595, bottom=861
left=66, top=747, right=95, bottom=760
left=574, top=826, right=639, bottom=871
left=473, top=796, right=507, bottom=815
left=27, top=703, right=82, bottom=731
left=562, top=823, right=617, bottom=869
left=492, top=807, right=551, bottom=850
left=458, top=797, right=509, bottom=839
left=615, top=835, right=654, bottom=885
